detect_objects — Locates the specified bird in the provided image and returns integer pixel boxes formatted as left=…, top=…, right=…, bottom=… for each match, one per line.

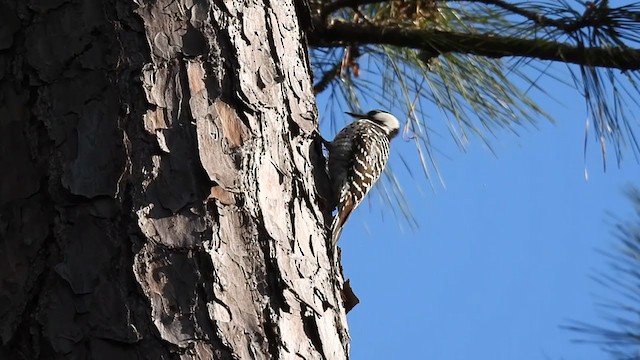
left=322, top=110, right=400, bottom=247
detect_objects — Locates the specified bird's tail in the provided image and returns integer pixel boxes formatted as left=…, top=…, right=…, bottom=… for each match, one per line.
left=330, top=216, right=344, bottom=248
left=330, top=198, right=355, bottom=247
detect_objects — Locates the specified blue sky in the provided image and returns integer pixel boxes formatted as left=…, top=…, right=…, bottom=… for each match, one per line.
left=318, top=63, right=640, bottom=359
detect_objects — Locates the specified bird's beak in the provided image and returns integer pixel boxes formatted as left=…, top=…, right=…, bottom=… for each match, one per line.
left=345, top=112, right=366, bottom=119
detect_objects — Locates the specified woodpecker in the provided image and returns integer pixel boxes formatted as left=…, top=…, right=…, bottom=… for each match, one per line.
left=324, top=110, right=400, bottom=246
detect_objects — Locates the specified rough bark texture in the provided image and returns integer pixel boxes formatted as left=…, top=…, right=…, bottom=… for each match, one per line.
left=0, top=0, right=349, bottom=359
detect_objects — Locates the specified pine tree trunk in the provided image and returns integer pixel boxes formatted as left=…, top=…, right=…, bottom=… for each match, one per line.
left=0, top=0, right=349, bottom=358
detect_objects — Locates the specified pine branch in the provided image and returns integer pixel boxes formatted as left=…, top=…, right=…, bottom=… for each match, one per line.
left=460, top=0, right=636, bottom=34
left=308, top=22, right=640, bottom=70
left=313, top=62, right=342, bottom=94
left=322, top=0, right=615, bottom=34
left=321, top=0, right=386, bottom=19
left=453, top=0, right=573, bottom=31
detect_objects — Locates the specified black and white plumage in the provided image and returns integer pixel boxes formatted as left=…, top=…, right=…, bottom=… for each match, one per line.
left=326, top=110, right=400, bottom=246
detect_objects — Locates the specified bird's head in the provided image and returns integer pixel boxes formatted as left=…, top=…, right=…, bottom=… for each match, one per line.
left=346, top=110, right=400, bottom=138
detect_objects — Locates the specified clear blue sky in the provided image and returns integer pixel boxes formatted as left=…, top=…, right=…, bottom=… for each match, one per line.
left=318, top=63, right=640, bottom=359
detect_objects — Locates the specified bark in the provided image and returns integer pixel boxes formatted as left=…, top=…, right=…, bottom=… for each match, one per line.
left=0, top=0, right=349, bottom=359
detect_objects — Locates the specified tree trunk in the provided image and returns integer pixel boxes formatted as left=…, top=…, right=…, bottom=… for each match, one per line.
left=0, top=0, right=349, bottom=358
